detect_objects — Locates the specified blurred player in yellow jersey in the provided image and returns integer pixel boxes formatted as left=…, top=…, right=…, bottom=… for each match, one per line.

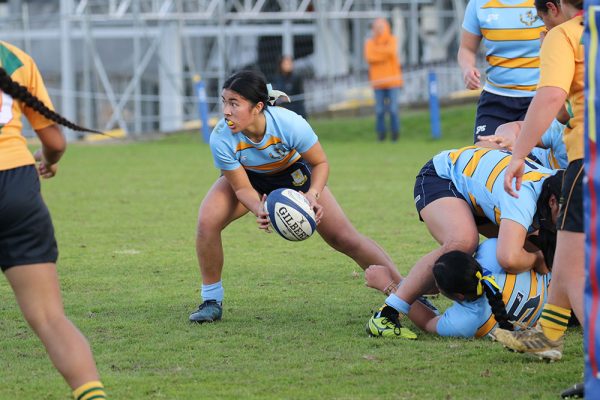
left=0, top=41, right=107, bottom=399
left=496, top=0, right=585, bottom=366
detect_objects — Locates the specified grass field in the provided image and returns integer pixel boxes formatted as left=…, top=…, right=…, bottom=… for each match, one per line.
left=0, top=104, right=583, bottom=399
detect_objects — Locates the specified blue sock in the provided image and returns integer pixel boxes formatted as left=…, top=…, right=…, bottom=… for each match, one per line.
left=201, top=281, right=223, bottom=303
left=385, top=294, right=411, bottom=315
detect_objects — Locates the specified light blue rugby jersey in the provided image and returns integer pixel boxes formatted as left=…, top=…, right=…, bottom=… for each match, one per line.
left=462, top=0, right=545, bottom=97
left=432, top=146, right=557, bottom=230
left=210, top=107, right=318, bottom=174
left=436, top=238, right=550, bottom=338
left=528, top=119, right=567, bottom=169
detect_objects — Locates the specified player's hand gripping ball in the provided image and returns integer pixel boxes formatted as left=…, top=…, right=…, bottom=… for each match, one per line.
left=264, top=188, right=317, bottom=241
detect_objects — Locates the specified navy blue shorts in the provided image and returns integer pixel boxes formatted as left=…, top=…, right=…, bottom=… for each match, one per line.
left=413, top=160, right=490, bottom=225
left=473, top=90, right=533, bottom=143
left=557, top=159, right=583, bottom=233
left=0, top=165, right=58, bottom=271
left=246, top=161, right=312, bottom=195
left=414, top=159, right=465, bottom=217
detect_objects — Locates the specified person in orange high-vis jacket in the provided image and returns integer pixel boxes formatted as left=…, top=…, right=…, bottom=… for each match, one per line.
left=364, top=18, right=403, bottom=142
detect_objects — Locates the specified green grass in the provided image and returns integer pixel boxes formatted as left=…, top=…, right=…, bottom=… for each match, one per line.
left=0, top=104, right=583, bottom=399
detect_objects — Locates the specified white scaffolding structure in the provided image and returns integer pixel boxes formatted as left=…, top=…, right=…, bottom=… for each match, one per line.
left=0, top=0, right=467, bottom=137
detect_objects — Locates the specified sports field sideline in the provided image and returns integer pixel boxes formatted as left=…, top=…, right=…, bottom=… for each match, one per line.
left=0, top=104, right=583, bottom=399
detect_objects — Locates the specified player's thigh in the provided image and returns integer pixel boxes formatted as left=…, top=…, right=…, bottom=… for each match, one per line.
left=5, top=263, right=64, bottom=327
left=315, top=187, right=360, bottom=242
left=557, top=160, right=583, bottom=233
left=198, top=176, right=248, bottom=231
left=420, top=197, right=479, bottom=249
left=414, top=160, right=479, bottom=248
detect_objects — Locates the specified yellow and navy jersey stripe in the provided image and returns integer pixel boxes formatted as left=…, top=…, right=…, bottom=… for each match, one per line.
left=533, top=119, right=568, bottom=169
left=436, top=239, right=550, bottom=338
left=210, top=107, right=317, bottom=174
left=433, top=146, right=556, bottom=230
left=475, top=268, right=548, bottom=337
left=0, top=41, right=56, bottom=171
left=462, top=0, right=544, bottom=97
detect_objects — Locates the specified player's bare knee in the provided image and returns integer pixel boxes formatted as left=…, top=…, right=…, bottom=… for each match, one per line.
left=23, top=310, right=65, bottom=334
left=440, top=236, right=478, bottom=255
left=196, top=214, right=223, bottom=239
left=326, top=232, right=361, bottom=255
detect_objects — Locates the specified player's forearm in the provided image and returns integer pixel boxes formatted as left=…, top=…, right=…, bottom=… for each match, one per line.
left=235, top=187, right=262, bottom=216
left=308, top=162, right=329, bottom=197
left=36, top=124, right=66, bottom=165
left=457, top=47, right=476, bottom=73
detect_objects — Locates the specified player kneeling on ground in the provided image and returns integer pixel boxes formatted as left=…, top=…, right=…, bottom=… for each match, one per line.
left=365, top=146, right=562, bottom=338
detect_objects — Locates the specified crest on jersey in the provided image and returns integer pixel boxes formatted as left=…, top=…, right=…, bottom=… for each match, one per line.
left=269, top=145, right=287, bottom=160
left=520, top=11, right=539, bottom=26
left=291, top=168, right=308, bottom=187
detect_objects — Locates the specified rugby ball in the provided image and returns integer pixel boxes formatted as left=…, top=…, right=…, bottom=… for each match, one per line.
left=264, top=188, right=317, bottom=241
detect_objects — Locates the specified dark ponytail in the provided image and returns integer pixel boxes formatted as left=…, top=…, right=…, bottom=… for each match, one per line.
left=529, top=170, right=564, bottom=270
left=481, top=280, right=513, bottom=331
left=433, top=251, right=514, bottom=331
left=222, top=70, right=270, bottom=111
left=0, top=67, right=102, bottom=134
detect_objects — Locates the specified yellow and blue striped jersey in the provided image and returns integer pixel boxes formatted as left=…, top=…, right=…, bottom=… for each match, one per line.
left=529, top=118, right=568, bottom=170
left=210, top=107, right=318, bottom=174
left=462, top=0, right=545, bottom=97
left=432, top=146, right=557, bottom=229
left=436, top=238, right=550, bottom=338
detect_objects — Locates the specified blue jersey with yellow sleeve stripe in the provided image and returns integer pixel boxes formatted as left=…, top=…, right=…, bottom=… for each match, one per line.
left=210, top=107, right=318, bottom=174
left=436, top=238, right=550, bottom=338
left=540, top=118, right=568, bottom=169
left=432, top=146, right=557, bottom=230
left=527, top=119, right=568, bottom=169
left=462, top=0, right=544, bottom=97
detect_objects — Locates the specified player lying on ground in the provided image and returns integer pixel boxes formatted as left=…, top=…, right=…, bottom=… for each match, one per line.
left=365, top=238, right=551, bottom=338
left=364, top=146, right=563, bottom=338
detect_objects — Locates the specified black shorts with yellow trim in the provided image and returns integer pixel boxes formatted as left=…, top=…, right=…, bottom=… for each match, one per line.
left=245, top=160, right=312, bottom=195
left=0, top=165, right=58, bottom=271
left=557, top=159, right=583, bottom=233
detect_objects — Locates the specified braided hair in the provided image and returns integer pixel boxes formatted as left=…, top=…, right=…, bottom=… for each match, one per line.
left=433, top=250, right=514, bottom=331
left=528, top=170, right=564, bottom=270
left=0, top=67, right=102, bottom=134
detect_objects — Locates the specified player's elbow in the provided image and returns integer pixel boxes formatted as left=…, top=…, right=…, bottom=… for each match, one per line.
left=36, top=124, right=66, bottom=155
left=496, top=249, right=526, bottom=274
